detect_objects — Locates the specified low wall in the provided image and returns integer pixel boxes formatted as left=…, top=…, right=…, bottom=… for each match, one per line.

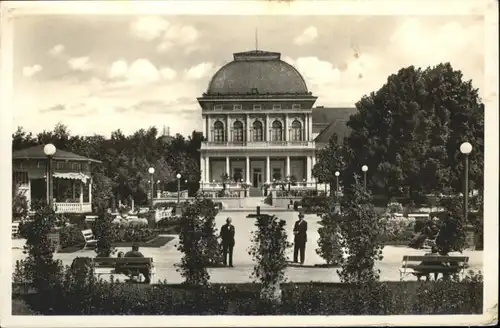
left=273, top=197, right=302, bottom=208
left=152, top=197, right=244, bottom=209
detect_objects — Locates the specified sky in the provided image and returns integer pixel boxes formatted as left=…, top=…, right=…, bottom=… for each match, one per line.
left=8, top=12, right=485, bottom=137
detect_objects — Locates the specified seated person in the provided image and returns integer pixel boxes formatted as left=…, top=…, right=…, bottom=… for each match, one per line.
left=415, top=246, right=444, bottom=281
left=120, top=245, right=151, bottom=284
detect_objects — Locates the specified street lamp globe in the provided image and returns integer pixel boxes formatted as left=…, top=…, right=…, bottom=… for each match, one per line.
left=361, top=165, right=368, bottom=172
left=335, top=171, right=340, bottom=177
left=176, top=173, right=181, bottom=179
left=460, top=142, right=473, bottom=155
left=43, top=143, right=56, bottom=156
left=148, top=167, right=155, bottom=174
left=157, top=180, right=160, bottom=184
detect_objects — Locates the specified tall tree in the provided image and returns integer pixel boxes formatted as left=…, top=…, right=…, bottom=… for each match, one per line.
left=312, top=133, right=347, bottom=193
left=344, top=63, right=484, bottom=202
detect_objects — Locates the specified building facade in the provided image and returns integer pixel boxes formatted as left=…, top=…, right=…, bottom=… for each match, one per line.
left=198, top=50, right=318, bottom=189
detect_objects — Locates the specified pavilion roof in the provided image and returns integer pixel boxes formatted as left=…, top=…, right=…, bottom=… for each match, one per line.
left=12, top=145, right=102, bottom=163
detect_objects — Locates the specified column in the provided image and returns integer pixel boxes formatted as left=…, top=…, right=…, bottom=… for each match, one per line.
left=308, top=113, right=313, bottom=143
left=226, top=115, right=230, bottom=142
left=311, top=155, right=316, bottom=182
left=79, top=181, right=84, bottom=211
left=306, top=156, right=312, bottom=182
left=200, top=157, right=205, bottom=183
left=246, top=114, right=250, bottom=142
left=202, top=115, right=207, bottom=139
left=286, top=156, right=291, bottom=178
left=89, top=178, right=92, bottom=205
left=246, top=156, right=250, bottom=184
left=205, top=156, right=210, bottom=182
left=226, top=156, right=230, bottom=177
left=305, top=114, right=308, bottom=141
left=265, top=115, right=270, bottom=142
left=266, top=156, right=271, bottom=183
left=285, top=114, right=288, bottom=141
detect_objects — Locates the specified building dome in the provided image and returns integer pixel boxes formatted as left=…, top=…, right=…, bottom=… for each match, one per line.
left=206, top=50, right=309, bottom=95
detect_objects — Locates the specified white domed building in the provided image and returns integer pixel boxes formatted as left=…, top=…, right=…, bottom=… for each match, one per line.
left=198, top=50, right=355, bottom=196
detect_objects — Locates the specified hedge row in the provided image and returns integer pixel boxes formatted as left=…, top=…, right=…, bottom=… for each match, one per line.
left=16, top=279, right=483, bottom=315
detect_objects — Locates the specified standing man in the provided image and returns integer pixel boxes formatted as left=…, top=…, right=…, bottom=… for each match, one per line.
left=293, top=213, right=308, bottom=264
left=220, top=217, right=235, bottom=267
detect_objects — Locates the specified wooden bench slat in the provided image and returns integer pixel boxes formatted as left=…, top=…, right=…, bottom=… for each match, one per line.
left=403, top=256, right=469, bottom=262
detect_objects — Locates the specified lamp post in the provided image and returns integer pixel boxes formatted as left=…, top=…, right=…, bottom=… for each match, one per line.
left=176, top=173, right=181, bottom=203
left=361, top=165, right=368, bottom=190
left=335, top=171, right=340, bottom=200
left=460, top=142, right=473, bottom=224
left=148, top=167, right=155, bottom=209
left=43, top=144, right=56, bottom=209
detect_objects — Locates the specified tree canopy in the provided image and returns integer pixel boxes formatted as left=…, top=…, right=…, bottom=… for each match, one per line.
left=320, top=63, right=484, bottom=202
left=12, top=123, right=202, bottom=209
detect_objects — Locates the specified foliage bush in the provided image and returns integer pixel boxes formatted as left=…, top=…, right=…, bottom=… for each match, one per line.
left=316, top=199, right=344, bottom=265
left=16, top=204, right=65, bottom=293
left=15, top=274, right=483, bottom=315
left=248, top=214, right=291, bottom=302
left=154, top=201, right=178, bottom=210
left=59, top=224, right=85, bottom=248
left=436, top=197, right=468, bottom=253
left=92, top=211, right=116, bottom=257
left=176, top=197, right=220, bottom=286
left=336, top=176, right=385, bottom=283
left=300, top=195, right=330, bottom=213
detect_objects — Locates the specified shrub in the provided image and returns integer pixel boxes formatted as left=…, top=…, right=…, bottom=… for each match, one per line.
left=316, top=198, right=344, bottom=265
left=17, top=204, right=65, bottom=292
left=436, top=197, right=468, bottom=253
left=154, top=201, right=177, bottom=210
left=16, top=278, right=483, bottom=315
left=92, top=211, right=116, bottom=257
left=176, top=198, right=215, bottom=286
left=59, top=224, right=85, bottom=248
left=300, top=195, right=329, bottom=213
left=248, top=214, right=291, bottom=303
left=337, top=175, right=384, bottom=283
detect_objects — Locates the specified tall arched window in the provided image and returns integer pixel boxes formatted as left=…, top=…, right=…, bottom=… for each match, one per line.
left=233, top=121, right=244, bottom=142
left=291, top=120, right=302, bottom=141
left=272, top=120, right=283, bottom=141
left=253, top=121, right=263, bottom=141
left=213, top=120, right=225, bottom=142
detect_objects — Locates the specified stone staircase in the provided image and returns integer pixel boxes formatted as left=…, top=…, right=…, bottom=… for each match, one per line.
left=248, top=187, right=262, bottom=197
left=221, top=196, right=280, bottom=212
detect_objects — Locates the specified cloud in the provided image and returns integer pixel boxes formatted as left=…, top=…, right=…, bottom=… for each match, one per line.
left=22, top=64, right=43, bottom=77
left=294, top=26, right=318, bottom=46
left=108, top=58, right=177, bottom=85
left=40, top=104, right=66, bottom=113
left=284, top=56, right=341, bottom=86
left=130, top=16, right=169, bottom=41
left=48, top=44, right=65, bottom=56
left=68, top=56, right=93, bottom=71
left=184, top=62, right=214, bottom=80
left=157, top=24, right=200, bottom=52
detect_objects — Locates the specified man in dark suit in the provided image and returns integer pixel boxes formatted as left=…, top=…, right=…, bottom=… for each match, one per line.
left=123, top=244, right=151, bottom=283
left=220, top=217, right=235, bottom=267
left=293, top=213, right=308, bottom=264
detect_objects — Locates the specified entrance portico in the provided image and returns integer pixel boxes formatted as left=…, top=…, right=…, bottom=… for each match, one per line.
left=201, top=154, right=316, bottom=187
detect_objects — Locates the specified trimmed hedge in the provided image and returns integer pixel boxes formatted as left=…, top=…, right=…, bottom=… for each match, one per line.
left=16, top=279, right=483, bottom=315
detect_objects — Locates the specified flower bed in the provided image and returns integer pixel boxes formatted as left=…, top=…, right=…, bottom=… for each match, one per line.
left=58, top=224, right=159, bottom=252
left=15, top=277, right=483, bottom=315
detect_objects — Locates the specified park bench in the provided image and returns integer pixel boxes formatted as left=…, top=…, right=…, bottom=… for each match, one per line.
left=92, top=257, right=155, bottom=282
left=81, top=229, right=98, bottom=251
left=399, top=255, right=469, bottom=281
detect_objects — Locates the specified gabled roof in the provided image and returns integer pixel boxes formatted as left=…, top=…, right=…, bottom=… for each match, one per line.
left=311, top=107, right=358, bottom=147
left=12, top=145, right=102, bottom=163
